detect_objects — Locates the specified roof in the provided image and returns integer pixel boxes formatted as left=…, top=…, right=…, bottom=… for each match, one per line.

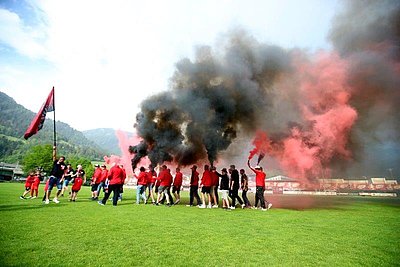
left=266, top=175, right=298, bottom=182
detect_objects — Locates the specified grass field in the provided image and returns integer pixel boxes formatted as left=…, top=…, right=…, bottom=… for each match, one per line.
left=0, top=183, right=399, bottom=266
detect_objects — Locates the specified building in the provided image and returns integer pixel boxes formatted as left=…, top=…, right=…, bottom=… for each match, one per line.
left=0, top=162, right=24, bottom=181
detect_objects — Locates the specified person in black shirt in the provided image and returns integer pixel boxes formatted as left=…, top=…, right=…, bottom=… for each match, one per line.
left=228, top=165, right=244, bottom=209
left=44, top=147, right=66, bottom=204
left=216, top=168, right=230, bottom=209
left=240, top=169, right=251, bottom=208
left=60, top=164, right=74, bottom=197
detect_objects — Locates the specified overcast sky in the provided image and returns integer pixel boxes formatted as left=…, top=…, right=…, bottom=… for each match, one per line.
left=0, top=0, right=340, bottom=132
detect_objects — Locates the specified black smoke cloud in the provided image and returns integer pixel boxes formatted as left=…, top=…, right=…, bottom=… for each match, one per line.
left=133, top=32, right=292, bottom=167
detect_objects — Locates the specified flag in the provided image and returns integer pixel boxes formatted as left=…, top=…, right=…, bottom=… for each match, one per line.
left=24, top=87, right=55, bottom=139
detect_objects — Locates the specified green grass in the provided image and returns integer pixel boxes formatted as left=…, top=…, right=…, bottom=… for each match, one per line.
left=0, top=183, right=399, bottom=266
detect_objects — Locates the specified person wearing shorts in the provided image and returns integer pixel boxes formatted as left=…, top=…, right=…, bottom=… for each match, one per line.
left=146, top=165, right=157, bottom=204
left=60, top=164, right=74, bottom=197
left=199, top=165, right=212, bottom=208
left=20, top=172, right=35, bottom=199
left=45, top=149, right=66, bottom=204
left=155, top=165, right=172, bottom=206
left=217, top=168, right=230, bottom=210
left=30, top=171, right=41, bottom=199
left=210, top=166, right=219, bottom=208
left=70, top=170, right=85, bottom=202
left=172, top=167, right=183, bottom=204
left=91, top=164, right=102, bottom=200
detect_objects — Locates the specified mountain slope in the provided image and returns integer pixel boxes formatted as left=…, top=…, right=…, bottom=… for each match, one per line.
left=83, top=128, right=121, bottom=156
left=0, top=91, right=108, bottom=163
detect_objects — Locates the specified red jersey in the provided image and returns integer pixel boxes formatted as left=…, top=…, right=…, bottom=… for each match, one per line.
left=92, top=168, right=102, bottom=184
left=100, top=169, right=108, bottom=183
left=31, top=176, right=40, bottom=189
left=211, top=171, right=219, bottom=186
left=190, top=171, right=199, bottom=186
left=72, top=177, right=83, bottom=191
left=159, top=169, right=173, bottom=187
left=25, top=175, right=35, bottom=187
left=173, top=171, right=183, bottom=187
left=108, top=165, right=125, bottom=185
left=137, top=172, right=148, bottom=185
left=254, top=170, right=266, bottom=188
left=121, top=167, right=127, bottom=184
left=146, top=171, right=153, bottom=185
left=201, top=170, right=212, bottom=187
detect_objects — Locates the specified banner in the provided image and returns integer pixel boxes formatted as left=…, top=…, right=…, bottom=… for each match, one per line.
left=23, top=87, right=55, bottom=139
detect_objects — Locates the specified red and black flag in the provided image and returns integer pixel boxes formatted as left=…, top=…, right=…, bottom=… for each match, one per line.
left=24, top=87, right=55, bottom=139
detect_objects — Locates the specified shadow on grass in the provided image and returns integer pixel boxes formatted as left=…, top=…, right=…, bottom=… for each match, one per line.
left=0, top=203, right=68, bottom=211
left=259, top=194, right=400, bottom=211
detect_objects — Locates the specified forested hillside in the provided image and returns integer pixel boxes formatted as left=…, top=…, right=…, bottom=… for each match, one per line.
left=0, top=91, right=108, bottom=163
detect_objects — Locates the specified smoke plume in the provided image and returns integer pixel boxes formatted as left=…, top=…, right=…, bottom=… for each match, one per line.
left=131, top=1, right=399, bottom=180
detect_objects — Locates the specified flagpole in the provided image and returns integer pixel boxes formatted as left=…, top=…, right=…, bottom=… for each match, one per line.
left=52, top=87, right=56, bottom=149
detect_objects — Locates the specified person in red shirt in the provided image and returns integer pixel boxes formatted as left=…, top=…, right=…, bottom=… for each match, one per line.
left=30, top=170, right=41, bottom=199
left=118, top=164, right=127, bottom=201
left=199, top=165, right=212, bottom=208
left=134, top=167, right=148, bottom=204
left=91, top=164, right=102, bottom=200
left=155, top=165, right=172, bottom=206
left=187, top=165, right=201, bottom=207
left=96, top=165, right=108, bottom=199
left=172, top=167, right=183, bottom=204
left=210, top=166, right=219, bottom=208
left=98, top=163, right=125, bottom=206
left=42, top=179, right=51, bottom=202
left=247, top=159, right=271, bottom=211
left=146, top=165, right=156, bottom=204
left=70, top=165, right=86, bottom=202
left=20, top=172, right=35, bottom=199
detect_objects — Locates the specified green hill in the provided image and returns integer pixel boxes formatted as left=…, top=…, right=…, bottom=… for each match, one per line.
left=83, top=128, right=121, bottom=156
left=0, top=91, right=108, bottom=163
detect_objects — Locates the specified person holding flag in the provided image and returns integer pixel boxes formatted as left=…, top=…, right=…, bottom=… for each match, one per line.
left=45, top=147, right=66, bottom=204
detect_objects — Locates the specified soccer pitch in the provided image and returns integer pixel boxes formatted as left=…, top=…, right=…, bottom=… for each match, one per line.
left=0, top=183, right=399, bottom=266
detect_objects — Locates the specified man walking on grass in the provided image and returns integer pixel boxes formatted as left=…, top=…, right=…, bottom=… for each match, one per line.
left=44, top=146, right=66, bottom=204
left=247, top=159, right=272, bottom=211
left=98, top=163, right=125, bottom=206
left=229, top=165, right=244, bottom=209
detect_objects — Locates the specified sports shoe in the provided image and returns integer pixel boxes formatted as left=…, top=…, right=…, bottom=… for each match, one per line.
left=44, top=199, right=50, bottom=204
left=186, top=204, right=192, bottom=207
left=241, top=204, right=245, bottom=209
left=212, top=204, right=218, bottom=208
left=19, top=196, right=25, bottom=200
left=230, top=206, right=236, bottom=210
left=53, top=198, right=60, bottom=204
left=31, top=196, right=37, bottom=199
left=98, top=201, right=104, bottom=206
left=267, top=203, right=273, bottom=210
left=199, top=204, right=206, bottom=209
left=261, top=208, right=267, bottom=211
left=251, top=206, right=257, bottom=210
left=207, top=204, right=212, bottom=209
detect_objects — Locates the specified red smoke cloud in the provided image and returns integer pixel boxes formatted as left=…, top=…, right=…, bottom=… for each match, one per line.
left=103, top=130, right=150, bottom=177
left=250, top=53, right=358, bottom=182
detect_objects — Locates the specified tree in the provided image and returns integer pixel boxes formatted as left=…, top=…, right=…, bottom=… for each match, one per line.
left=22, top=144, right=53, bottom=175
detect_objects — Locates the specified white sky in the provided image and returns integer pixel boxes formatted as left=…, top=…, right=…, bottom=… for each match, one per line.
left=0, top=0, right=340, bottom=132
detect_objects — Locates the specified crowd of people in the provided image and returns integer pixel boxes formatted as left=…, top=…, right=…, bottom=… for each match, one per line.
left=20, top=147, right=272, bottom=211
